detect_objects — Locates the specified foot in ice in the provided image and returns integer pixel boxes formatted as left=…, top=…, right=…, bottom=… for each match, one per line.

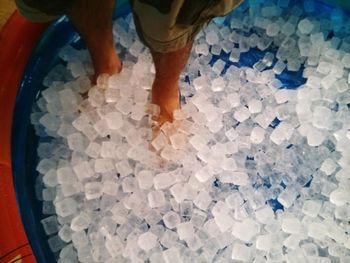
left=151, top=80, right=180, bottom=133
left=92, top=53, right=122, bottom=83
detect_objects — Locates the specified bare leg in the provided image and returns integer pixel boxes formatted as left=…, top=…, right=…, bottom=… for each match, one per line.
left=67, top=0, right=122, bottom=79
left=151, top=42, right=192, bottom=125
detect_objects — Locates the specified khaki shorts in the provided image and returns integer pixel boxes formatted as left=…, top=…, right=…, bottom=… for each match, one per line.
left=16, top=0, right=242, bottom=52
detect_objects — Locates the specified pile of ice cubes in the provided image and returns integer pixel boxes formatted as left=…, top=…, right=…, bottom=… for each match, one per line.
left=32, top=0, right=350, bottom=262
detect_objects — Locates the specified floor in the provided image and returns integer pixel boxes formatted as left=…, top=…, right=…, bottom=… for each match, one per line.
left=0, top=0, right=16, bottom=29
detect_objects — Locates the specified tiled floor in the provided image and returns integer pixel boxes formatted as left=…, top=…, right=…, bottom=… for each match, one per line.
left=0, top=0, right=16, bottom=29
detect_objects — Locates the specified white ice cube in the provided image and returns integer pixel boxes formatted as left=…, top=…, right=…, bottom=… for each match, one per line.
left=232, top=243, right=252, bottom=261
left=163, top=211, right=181, bottom=229
left=137, top=232, right=158, bottom=251
left=148, top=190, right=166, bottom=208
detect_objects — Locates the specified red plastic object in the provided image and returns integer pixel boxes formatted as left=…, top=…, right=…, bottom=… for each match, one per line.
left=0, top=11, right=48, bottom=263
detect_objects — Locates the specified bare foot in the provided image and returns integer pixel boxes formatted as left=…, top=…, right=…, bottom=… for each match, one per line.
left=92, top=53, right=122, bottom=84
left=152, top=80, right=180, bottom=127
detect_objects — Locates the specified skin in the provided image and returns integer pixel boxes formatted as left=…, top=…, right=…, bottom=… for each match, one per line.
left=68, top=0, right=191, bottom=125
left=67, top=0, right=122, bottom=79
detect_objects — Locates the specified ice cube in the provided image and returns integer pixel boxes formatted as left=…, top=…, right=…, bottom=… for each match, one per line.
left=94, top=159, right=114, bottom=173
left=137, top=232, right=158, bottom=251
left=48, top=235, right=66, bottom=253
left=43, top=169, right=58, bottom=188
left=227, top=93, right=240, bottom=108
left=307, top=127, right=326, bottom=146
left=122, top=177, right=138, bottom=193
left=180, top=200, right=193, bottom=218
left=58, top=224, right=73, bottom=243
left=67, top=133, right=87, bottom=152
left=232, top=243, right=252, bottom=261
left=162, top=247, right=182, bottom=263
left=214, top=213, right=234, bottom=232
left=39, top=113, right=60, bottom=131
left=102, top=180, right=118, bottom=196
left=70, top=212, right=90, bottom=232
left=266, top=22, right=280, bottom=37
left=163, top=211, right=181, bottom=229
left=206, top=30, right=219, bottom=45
left=55, top=198, right=78, bottom=217
left=247, top=99, right=262, bottom=114
left=105, top=236, right=124, bottom=257
left=229, top=48, right=241, bottom=62
left=302, top=200, right=322, bottom=218
left=84, top=182, right=103, bottom=200
left=308, top=222, right=327, bottom=240
left=154, top=172, right=175, bottom=190
left=320, top=158, right=337, bottom=175
left=232, top=218, right=259, bottom=243
left=177, top=222, right=194, bottom=240
left=211, top=77, right=226, bottom=92
left=170, top=133, right=187, bottom=150
left=219, top=171, right=249, bottom=185
left=137, top=170, right=154, bottom=189
left=256, top=234, right=272, bottom=251
left=250, top=126, right=266, bottom=144
left=41, top=215, right=59, bottom=235
left=277, top=186, right=298, bottom=208
left=115, top=160, right=132, bottom=177
left=57, top=166, right=77, bottom=185
left=193, top=76, right=208, bottom=90
left=104, top=112, right=123, bottom=130
left=193, top=191, right=212, bottom=211
left=341, top=53, right=350, bottom=68
left=225, top=128, right=238, bottom=141
left=254, top=205, right=274, bottom=224
left=195, top=43, right=209, bottom=56
left=281, top=217, right=301, bottom=234
left=195, top=165, right=214, bottom=183
left=85, top=142, right=101, bottom=158
left=73, top=161, right=95, bottom=181
left=330, top=188, right=350, bottom=206
left=234, top=107, right=251, bottom=122
left=145, top=209, right=162, bottom=225
left=298, top=18, right=314, bottom=34
left=148, top=190, right=166, bottom=208
left=273, top=60, right=286, bottom=74
left=312, top=106, right=333, bottom=130
left=189, top=135, right=209, bottom=152
left=151, top=132, right=168, bottom=151
left=274, top=89, right=290, bottom=104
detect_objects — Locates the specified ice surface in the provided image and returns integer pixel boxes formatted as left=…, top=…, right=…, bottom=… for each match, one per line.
left=32, top=5, right=350, bottom=261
